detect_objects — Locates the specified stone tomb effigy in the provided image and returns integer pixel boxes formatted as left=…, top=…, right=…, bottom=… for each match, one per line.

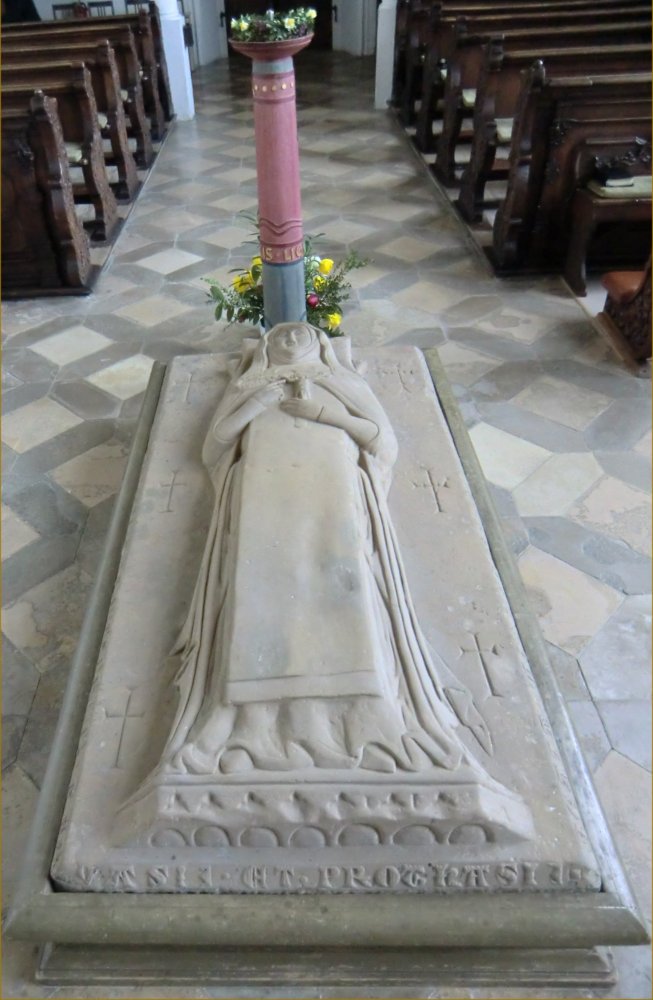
left=7, top=332, right=647, bottom=988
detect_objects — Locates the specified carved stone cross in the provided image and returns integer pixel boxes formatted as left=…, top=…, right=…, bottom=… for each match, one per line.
left=458, top=632, right=504, bottom=699
left=160, top=469, right=187, bottom=514
left=411, top=466, right=450, bottom=513
left=103, top=689, right=145, bottom=769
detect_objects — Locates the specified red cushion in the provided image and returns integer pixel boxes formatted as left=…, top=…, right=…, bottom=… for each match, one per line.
left=601, top=270, right=645, bottom=304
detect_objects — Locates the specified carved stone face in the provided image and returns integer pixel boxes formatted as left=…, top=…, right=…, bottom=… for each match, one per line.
left=267, top=324, right=318, bottom=365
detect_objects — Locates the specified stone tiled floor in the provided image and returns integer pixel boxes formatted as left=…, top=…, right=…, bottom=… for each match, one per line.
left=2, top=53, right=651, bottom=998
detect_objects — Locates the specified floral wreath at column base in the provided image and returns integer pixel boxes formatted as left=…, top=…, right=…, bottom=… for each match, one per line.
left=206, top=218, right=369, bottom=338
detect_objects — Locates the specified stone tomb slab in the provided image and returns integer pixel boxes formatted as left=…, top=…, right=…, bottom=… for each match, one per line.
left=7, top=348, right=647, bottom=989
left=53, top=347, right=598, bottom=894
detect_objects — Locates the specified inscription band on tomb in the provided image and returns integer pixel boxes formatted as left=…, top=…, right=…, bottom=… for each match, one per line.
left=68, top=859, right=601, bottom=894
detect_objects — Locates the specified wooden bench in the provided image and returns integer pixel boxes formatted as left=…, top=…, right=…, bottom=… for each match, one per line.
left=396, top=0, right=648, bottom=128
left=78, top=3, right=173, bottom=122
left=413, top=5, right=650, bottom=153
left=2, top=27, right=154, bottom=169
left=597, top=256, right=651, bottom=363
left=2, top=43, right=140, bottom=201
left=431, top=17, right=652, bottom=184
left=2, top=63, right=119, bottom=242
left=491, top=65, right=652, bottom=278
left=2, top=93, right=93, bottom=297
left=3, top=6, right=168, bottom=140
left=394, top=1, right=435, bottom=125
left=457, top=41, right=651, bottom=222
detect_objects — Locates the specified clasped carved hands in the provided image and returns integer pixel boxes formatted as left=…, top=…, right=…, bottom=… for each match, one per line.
left=251, top=381, right=285, bottom=408
left=280, top=398, right=325, bottom=422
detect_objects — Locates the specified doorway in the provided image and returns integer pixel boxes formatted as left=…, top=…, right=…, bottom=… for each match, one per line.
left=224, top=1, right=333, bottom=50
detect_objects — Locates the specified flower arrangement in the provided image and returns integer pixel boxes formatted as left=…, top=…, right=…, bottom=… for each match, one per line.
left=206, top=226, right=367, bottom=337
left=230, top=7, right=317, bottom=42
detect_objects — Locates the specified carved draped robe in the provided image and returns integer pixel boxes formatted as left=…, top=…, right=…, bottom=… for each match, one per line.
left=162, top=349, right=481, bottom=776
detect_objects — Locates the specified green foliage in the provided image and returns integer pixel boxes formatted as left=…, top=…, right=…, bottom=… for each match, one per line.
left=230, top=7, right=317, bottom=42
left=205, top=224, right=368, bottom=337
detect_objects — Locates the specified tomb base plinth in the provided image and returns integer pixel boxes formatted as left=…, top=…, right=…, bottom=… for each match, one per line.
left=35, top=942, right=616, bottom=991
left=7, top=348, right=647, bottom=991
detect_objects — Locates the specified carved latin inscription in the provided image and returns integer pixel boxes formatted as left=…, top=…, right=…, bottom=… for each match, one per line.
left=68, top=859, right=601, bottom=894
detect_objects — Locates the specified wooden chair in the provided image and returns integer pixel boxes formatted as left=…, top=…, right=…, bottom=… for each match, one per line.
left=597, top=257, right=651, bottom=363
left=52, top=3, right=77, bottom=18
left=564, top=174, right=651, bottom=296
left=88, top=1, right=114, bottom=14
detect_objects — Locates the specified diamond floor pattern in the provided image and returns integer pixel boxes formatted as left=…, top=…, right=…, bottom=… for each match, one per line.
left=2, top=51, right=650, bottom=999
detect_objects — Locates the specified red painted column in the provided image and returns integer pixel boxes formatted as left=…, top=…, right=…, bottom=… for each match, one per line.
left=230, top=36, right=313, bottom=328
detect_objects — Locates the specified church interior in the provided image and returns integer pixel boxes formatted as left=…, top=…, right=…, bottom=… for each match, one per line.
left=1, top=1, right=651, bottom=996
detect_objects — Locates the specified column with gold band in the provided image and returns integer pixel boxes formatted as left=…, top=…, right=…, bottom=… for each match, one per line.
left=230, top=36, right=313, bottom=328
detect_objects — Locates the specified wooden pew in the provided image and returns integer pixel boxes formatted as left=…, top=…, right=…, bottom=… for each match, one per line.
left=3, top=8, right=167, bottom=140
left=395, top=0, right=648, bottom=124
left=68, top=2, right=174, bottom=122
left=597, top=257, right=651, bottom=364
left=15, top=30, right=155, bottom=169
left=457, top=42, right=651, bottom=222
left=394, top=1, right=435, bottom=124
left=2, top=63, right=119, bottom=242
left=491, top=65, right=652, bottom=278
left=2, top=93, right=93, bottom=297
left=2, top=44, right=140, bottom=201
left=413, top=6, right=650, bottom=152
left=431, top=17, right=652, bottom=183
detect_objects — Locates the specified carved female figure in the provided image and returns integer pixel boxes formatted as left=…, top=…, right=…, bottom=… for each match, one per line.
left=162, top=323, right=489, bottom=776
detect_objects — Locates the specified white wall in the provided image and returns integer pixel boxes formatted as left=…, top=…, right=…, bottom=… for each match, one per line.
left=374, top=0, right=396, bottom=109
left=189, top=0, right=227, bottom=66
left=32, top=0, right=376, bottom=64
left=333, top=0, right=377, bottom=57
left=34, top=0, right=55, bottom=18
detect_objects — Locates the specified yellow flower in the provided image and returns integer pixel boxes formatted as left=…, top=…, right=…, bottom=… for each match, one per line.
left=284, top=17, right=296, bottom=29
left=251, top=255, right=262, bottom=267
left=237, top=18, right=248, bottom=31
left=313, top=275, right=326, bottom=291
left=318, top=258, right=334, bottom=275
left=326, top=312, right=342, bottom=331
left=233, top=273, right=253, bottom=293
left=307, top=8, right=317, bottom=19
